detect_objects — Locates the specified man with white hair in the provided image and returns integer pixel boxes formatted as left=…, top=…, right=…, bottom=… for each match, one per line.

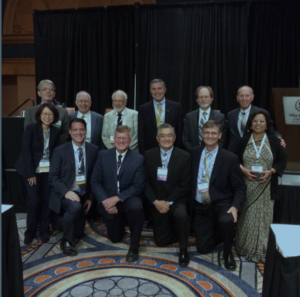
left=69, top=91, right=104, bottom=150
left=102, top=90, right=138, bottom=152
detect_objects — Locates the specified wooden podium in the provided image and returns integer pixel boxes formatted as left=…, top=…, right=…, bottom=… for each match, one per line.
left=272, top=88, right=300, bottom=172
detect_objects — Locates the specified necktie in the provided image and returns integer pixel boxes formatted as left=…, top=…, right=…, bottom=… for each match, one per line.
left=240, top=112, right=246, bottom=136
left=202, top=152, right=211, bottom=204
left=81, top=115, right=85, bottom=119
left=156, top=103, right=162, bottom=127
left=117, top=113, right=122, bottom=126
left=117, top=154, right=123, bottom=170
left=162, top=152, right=168, bottom=168
left=78, top=147, right=85, bottom=194
left=198, top=111, right=207, bottom=144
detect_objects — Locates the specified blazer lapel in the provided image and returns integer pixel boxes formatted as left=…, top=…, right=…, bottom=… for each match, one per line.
left=166, top=148, right=178, bottom=182
left=90, top=112, right=96, bottom=142
left=165, top=99, right=172, bottom=123
left=232, top=109, right=240, bottom=139
left=118, top=149, right=132, bottom=178
left=210, top=148, right=223, bottom=185
left=148, top=101, right=157, bottom=128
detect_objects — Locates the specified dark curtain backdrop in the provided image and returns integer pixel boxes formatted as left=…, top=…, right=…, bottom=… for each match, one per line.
left=33, top=1, right=300, bottom=116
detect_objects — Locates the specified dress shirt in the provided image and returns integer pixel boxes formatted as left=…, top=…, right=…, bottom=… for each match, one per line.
left=116, top=149, right=128, bottom=175
left=78, top=111, right=91, bottom=143
left=70, top=141, right=86, bottom=192
left=198, top=107, right=211, bottom=125
left=160, top=146, right=174, bottom=168
left=153, top=98, right=166, bottom=124
left=114, top=108, right=127, bottom=127
left=35, top=130, right=50, bottom=173
left=238, top=105, right=251, bottom=136
left=195, top=145, right=219, bottom=203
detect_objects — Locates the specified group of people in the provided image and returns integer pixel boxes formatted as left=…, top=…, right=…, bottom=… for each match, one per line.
left=15, top=78, right=287, bottom=270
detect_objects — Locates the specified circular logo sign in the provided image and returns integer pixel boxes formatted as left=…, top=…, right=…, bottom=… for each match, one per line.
left=295, top=99, right=300, bottom=112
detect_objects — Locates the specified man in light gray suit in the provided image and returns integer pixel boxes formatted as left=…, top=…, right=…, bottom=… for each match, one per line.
left=24, top=79, right=69, bottom=144
left=102, top=90, right=138, bottom=152
left=69, top=91, right=105, bottom=151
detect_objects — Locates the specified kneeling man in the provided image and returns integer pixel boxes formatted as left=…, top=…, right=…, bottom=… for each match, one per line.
left=49, top=118, right=99, bottom=256
left=91, top=125, right=145, bottom=262
left=191, top=120, right=246, bottom=270
left=145, top=123, right=191, bottom=267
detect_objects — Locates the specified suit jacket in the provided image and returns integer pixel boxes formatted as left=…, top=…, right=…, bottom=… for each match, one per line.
left=191, top=146, right=246, bottom=212
left=15, top=123, right=60, bottom=179
left=237, top=132, right=287, bottom=200
left=227, top=105, right=277, bottom=152
left=24, top=104, right=70, bottom=144
left=182, top=108, right=227, bottom=152
left=138, top=99, right=183, bottom=155
left=91, top=148, right=145, bottom=219
left=69, top=111, right=105, bottom=150
left=48, top=141, right=99, bottom=214
left=145, top=147, right=191, bottom=205
left=102, top=108, right=138, bottom=152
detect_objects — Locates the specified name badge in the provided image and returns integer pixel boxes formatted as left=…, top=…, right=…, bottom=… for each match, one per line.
left=52, top=120, right=62, bottom=129
left=39, top=161, right=50, bottom=173
left=157, top=167, right=168, bottom=181
left=198, top=182, right=209, bottom=194
left=251, top=164, right=263, bottom=172
left=75, top=175, right=86, bottom=185
left=110, top=136, right=114, bottom=144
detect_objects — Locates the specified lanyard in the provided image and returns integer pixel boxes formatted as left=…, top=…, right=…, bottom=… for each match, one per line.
left=251, top=133, right=266, bottom=161
left=201, top=153, right=216, bottom=180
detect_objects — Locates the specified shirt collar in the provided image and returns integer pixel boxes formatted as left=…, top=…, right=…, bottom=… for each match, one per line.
left=204, top=145, right=219, bottom=157
left=116, top=149, right=128, bottom=158
left=199, top=107, right=211, bottom=116
left=240, top=105, right=251, bottom=114
left=78, top=110, right=91, bottom=118
left=153, top=98, right=166, bottom=107
left=72, top=141, right=86, bottom=152
left=160, top=146, right=174, bottom=156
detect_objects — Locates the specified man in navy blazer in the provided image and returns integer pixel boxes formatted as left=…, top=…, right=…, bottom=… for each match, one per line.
left=191, top=120, right=246, bottom=271
left=91, top=125, right=145, bottom=262
left=69, top=91, right=105, bottom=150
left=138, top=79, right=183, bottom=155
left=49, top=118, right=99, bottom=256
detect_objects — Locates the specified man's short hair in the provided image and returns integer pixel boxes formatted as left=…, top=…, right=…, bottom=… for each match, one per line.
left=69, top=118, right=87, bottom=130
left=237, top=85, right=254, bottom=95
left=202, top=120, right=222, bottom=133
left=76, top=91, right=91, bottom=101
left=150, top=79, right=166, bottom=89
left=112, top=90, right=128, bottom=101
left=157, top=123, right=176, bottom=136
left=37, top=79, right=56, bottom=91
left=195, top=86, right=214, bottom=98
left=35, top=103, right=59, bottom=124
left=115, top=125, right=132, bottom=138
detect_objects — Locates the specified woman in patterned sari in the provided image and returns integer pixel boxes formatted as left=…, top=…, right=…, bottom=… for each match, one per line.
left=235, top=111, right=287, bottom=263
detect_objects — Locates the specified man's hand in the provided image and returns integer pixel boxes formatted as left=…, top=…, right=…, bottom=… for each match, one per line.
left=102, top=196, right=121, bottom=212
left=106, top=206, right=118, bottom=215
left=65, top=191, right=80, bottom=202
left=241, top=166, right=256, bottom=181
left=278, top=137, right=286, bottom=149
left=227, top=206, right=238, bottom=223
left=259, top=170, right=272, bottom=184
left=27, top=176, right=37, bottom=186
left=84, top=199, right=92, bottom=214
left=153, top=200, right=170, bottom=214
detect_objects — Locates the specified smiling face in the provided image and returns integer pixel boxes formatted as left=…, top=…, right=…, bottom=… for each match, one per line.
left=37, top=82, right=56, bottom=104
left=202, top=126, right=222, bottom=150
left=75, top=92, right=92, bottom=114
left=251, top=113, right=267, bottom=135
left=69, top=122, right=87, bottom=146
left=237, top=87, right=254, bottom=110
left=112, top=93, right=127, bottom=113
left=156, top=127, right=176, bottom=151
left=114, top=130, right=131, bottom=153
left=40, top=107, right=54, bottom=126
left=196, top=88, right=213, bottom=111
left=150, top=82, right=166, bottom=102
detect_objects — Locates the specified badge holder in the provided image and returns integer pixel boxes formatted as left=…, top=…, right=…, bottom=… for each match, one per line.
left=198, top=179, right=209, bottom=194
left=38, top=161, right=50, bottom=173
left=75, top=175, right=86, bottom=185
left=251, top=162, right=263, bottom=181
left=157, top=167, right=168, bottom=181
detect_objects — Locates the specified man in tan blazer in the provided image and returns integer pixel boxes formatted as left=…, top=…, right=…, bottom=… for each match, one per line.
left=102, top=90, right=138, bottom=152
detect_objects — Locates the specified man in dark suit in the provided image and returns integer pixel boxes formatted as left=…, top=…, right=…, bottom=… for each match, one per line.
left=145, top=123, right=191, bottom=266
left=69, top=91, right=105, bottom=150
left=183, top=86, right=226, bottom=151
left=24, top=79, right=70, bottom=144
left=91, top=125, right=145, bottom=262
left=48, top=118, right=99, bottom=256
left=191, top=120, right=246, bottom=271
left=138, top=79, right=183, bottom=155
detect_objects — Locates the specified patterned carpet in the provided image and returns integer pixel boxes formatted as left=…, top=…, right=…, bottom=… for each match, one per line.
left=18, top=213, right=263, bottom=297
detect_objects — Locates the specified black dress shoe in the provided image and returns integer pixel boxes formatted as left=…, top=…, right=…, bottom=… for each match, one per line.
left=42, top=236, right=50, bottom=243
left=224, top=252, right=236, bottom=271
left=24, top=232, right=34, bottom=244
left=179, top=249, right=190, bottom=267
left=60, top=238, right=78, bottom=256
left=126, top=249, right=139, bottom=263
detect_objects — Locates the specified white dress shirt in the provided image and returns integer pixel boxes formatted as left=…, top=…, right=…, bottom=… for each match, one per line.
left=78, top=111, right=91, bottom=143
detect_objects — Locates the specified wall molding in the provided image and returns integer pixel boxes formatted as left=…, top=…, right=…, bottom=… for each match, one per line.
left=2, top=58, right=36, bottom=75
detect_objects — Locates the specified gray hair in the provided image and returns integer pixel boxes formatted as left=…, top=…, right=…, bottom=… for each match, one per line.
left=112, top=90, right=128, bottom=101
left=76, top=91, right=91, bottom=101
left=150, top=79, right=166, bottom=89
left=115, top=125, right=132, bottom=138
left=157, top=123, right=175, bottom=136
left=237, top=85, right=254, bottom=95
left=37, top=79, right=55, bottom=91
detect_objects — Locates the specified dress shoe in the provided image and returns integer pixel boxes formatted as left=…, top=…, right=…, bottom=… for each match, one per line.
left=179, top=249, right=190, bottom=267
left=24, top=232, right=33, bottom=244
left=224, top=252, right=236, bottom=271
left=60, top=238, right=78, bottom=256
left=42, top=236, right=50, bottom=243
left=126, top=248, right=139, bottom=263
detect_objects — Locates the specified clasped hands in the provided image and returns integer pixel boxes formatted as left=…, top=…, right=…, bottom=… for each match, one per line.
left=153, top=200, right=170, bottom=214
left=102, top=196, right=121, bottom=215
left=65, top=191, right=92, bottom=214
left=241, top=167, right=273, bottom=183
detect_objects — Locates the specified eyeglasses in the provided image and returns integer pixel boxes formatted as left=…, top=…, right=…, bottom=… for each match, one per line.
left=158, top=134, right=174, bottom=139
left=41, top=88, right=54, bottom=92
left=115, top=136, right=130, bottom=141
left=41, top=113, right=54, bottom=118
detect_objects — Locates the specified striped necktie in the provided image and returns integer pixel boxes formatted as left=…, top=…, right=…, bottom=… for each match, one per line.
left=202, top=152, right=211, bottom=204
left=240, top=112, right=246, bottom=136
left=156, top=103, right=162, bottom=127
left=198, top=111, right=207, bottom=144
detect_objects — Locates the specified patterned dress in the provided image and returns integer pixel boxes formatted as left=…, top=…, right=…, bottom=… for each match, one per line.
left=236, top=136, right=274, bottom=263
